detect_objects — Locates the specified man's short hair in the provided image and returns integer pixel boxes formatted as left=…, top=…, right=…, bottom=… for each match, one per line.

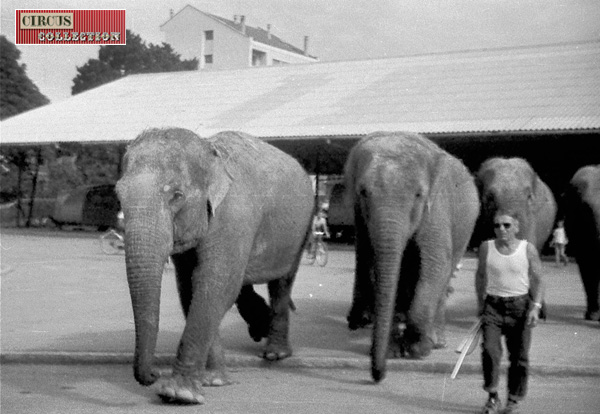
left=494, top=210, right=520, bottom=224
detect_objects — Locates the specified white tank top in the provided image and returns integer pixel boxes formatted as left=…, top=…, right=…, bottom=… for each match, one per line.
left=486, top=240, right=530, bottom=297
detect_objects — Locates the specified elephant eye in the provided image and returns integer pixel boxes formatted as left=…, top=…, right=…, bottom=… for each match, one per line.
left=170, top=190, right=185, bottom=204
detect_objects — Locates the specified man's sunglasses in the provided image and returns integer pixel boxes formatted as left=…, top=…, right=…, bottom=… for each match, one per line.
left=494, top=222, right=512, bottom=229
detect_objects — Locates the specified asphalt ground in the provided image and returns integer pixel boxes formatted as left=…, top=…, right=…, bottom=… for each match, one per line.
left=3, top=365, right=600, bottom=414
left=1, top=228, right=600, bottom=379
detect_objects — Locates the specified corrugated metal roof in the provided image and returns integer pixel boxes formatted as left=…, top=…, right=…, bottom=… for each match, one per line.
left=2, top=41, right=599, bottom=145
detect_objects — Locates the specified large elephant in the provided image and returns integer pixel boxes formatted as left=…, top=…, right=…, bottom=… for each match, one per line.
left=475, top=157, right=557, bottom=252
left=115, top=128, right=314, bottom=404
left=345, top=131, right=480, bottom=382
left=563, top=165, right=600, bottom=320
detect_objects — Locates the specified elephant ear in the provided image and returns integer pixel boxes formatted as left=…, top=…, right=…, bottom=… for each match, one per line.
left=207, top=147, right=233, bottom=218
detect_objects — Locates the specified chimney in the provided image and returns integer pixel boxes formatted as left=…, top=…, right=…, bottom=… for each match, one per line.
left=233, top=15, right=238, bottom=24
left=240, top=15, right=246, bottom=34
left=169, top=9, right=174, bottom=18
left=267, top=24, right=272, bottom=39
left=303, top=36, right=309, bottom=56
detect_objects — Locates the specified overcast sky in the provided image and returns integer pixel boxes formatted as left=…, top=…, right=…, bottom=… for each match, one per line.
left=1, top=0, right=599, bottom=103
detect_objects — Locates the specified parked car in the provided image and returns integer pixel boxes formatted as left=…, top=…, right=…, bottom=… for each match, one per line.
left=52, top=184, right=120, bottom=230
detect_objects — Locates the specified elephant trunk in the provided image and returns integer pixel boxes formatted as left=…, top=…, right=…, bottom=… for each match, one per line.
left=370, top=214, right=408, bottom=383
left=123, top=204, right=172, bottom=386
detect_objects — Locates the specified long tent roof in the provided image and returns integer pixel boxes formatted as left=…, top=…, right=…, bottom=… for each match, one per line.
left=1, top=41, right=599, bottom=146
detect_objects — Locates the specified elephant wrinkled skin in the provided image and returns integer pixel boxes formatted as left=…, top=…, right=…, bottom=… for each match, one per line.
left=563, top=165, right=600, bottom=321
left=344, top=131, right=480, bottom=383
left=116, top=129, right=314, bottom=404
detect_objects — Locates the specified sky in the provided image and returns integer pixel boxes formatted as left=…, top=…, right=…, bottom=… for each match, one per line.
left=1, top=0, right=599, bottom=103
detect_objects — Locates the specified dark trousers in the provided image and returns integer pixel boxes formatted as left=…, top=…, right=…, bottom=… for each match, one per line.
left=481, top=294, right=532, bottom=400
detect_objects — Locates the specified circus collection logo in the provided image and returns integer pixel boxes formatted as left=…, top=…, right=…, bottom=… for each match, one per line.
left=16, top=9, right=126, bottom=45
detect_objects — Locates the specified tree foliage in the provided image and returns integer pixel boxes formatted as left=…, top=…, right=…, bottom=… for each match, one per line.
left=71, top=30, right=198, bottom=95
left=0, top=35, right=50, bottom=120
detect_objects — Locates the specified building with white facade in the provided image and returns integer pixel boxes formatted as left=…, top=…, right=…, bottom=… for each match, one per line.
left=160, top=5, right=318, bottom=70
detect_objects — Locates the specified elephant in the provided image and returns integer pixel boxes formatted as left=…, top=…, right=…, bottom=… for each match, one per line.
left=344, top=131, right=480, bottom=383
left=115, top=128, right=314, bottom=404
left=475, top=157, right=557, bottom=252
left=563, top=165, right=600, bottom=320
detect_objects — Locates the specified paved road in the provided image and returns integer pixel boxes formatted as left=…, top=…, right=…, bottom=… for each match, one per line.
left=2, top=364, right=600, bottom=414
left=1, top=228, right=600, bottom=412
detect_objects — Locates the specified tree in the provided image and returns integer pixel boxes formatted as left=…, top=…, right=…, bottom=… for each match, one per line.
left=0, top=36, right=51, bottom=226
left=0, top=35, right=50, bottom=120
left=71, top=30, right=198, bottom=95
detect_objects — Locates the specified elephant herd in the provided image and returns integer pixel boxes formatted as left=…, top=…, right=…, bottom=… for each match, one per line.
left=116, top=128, right=599, bottom=404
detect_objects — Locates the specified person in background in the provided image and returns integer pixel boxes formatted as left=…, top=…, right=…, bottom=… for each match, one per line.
left=475, top=211, right=545, bottom=414
left=116, top=210, right=125, bottom=233
left=307, top=209, right=330, bottom=256
left=551, top=220, right=569, bottom=266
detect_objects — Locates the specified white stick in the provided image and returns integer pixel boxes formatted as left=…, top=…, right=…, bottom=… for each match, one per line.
left=451, top=319, right=482, bottom=379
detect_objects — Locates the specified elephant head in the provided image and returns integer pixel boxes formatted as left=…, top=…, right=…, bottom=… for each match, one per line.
left=115, top=128, right=231, bottom=385
left=345, top=132, right=472, bottom=382
left=476, top=157, right=556, bottom=250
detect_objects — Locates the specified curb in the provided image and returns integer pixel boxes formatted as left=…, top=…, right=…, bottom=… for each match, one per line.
left=2, top=352, right=599, bottom=377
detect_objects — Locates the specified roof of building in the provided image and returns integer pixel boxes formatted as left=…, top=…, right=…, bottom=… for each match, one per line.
left=1, top=41, right=599, bottom=146
left=162, top=5, right=315, bottom=59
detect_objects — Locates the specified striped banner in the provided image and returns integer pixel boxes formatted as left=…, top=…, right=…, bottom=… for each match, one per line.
left=15, top=9, right=126, bottom=45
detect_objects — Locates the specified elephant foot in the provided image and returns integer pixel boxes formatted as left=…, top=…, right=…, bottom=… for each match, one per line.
left=401, top=326, right=434, bottom=359
left=387, top=322, right=407, bottom=359
left=347, top=308, right=373, bottom=330
left=432, top=330, right=447, bottom=350
left=247, top=319, right=270, bottom=343
left=405, top=339, right=433, bottom=359
left=433, top=336, right=448, bottom=349
left=262, top=343, right=292, bottom=361
left=585, top=310, right=600, bottom=321
left=153, top=373, right=205, bottom=405
left=201, top=369, right=234, bottom=387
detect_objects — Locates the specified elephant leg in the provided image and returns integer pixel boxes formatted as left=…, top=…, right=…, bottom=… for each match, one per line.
left=155, top=264, right=243, bottom=404
left=578, top=255, right=600, bottom=320
left=405, top=238, right=453, bottom=359
left=432, top=291, right=448, bottom=349
left=388, top=239, right=420, bottom=358
left=263, top=276, right=294, bottom=360
left=201, top=332, right=233, bottom=386
left=235, top=285, right=271, bottom=342
left=348, top=209, right=375, bottom=330
left=172, top=249, right=198, bottom=317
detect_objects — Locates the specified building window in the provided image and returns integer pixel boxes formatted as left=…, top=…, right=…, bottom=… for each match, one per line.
left=204, top=30, right=213, bottom=41
left=272, top=59, right=288, bottom=66
left=204, top=54, right=213, bottom=64
left=252, top=49, right=267, bottom=66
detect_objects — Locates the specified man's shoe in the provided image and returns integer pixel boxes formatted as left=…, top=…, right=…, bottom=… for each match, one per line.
left=503, top=398, right=520, bottom=413
left=481, top=396, right=502, bottom=414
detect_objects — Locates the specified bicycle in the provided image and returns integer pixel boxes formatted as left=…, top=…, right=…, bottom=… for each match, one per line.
left=100, top=228, right=125, bottom=255
left=305, top=231, right=328, bottom=266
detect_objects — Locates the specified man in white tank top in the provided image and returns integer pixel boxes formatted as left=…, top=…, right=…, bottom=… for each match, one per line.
left=475, top=212, right=545, bottom=414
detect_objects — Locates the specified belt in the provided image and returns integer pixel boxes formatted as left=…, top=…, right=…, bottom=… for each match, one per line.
left=486, top=294, right=529, bottom=303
